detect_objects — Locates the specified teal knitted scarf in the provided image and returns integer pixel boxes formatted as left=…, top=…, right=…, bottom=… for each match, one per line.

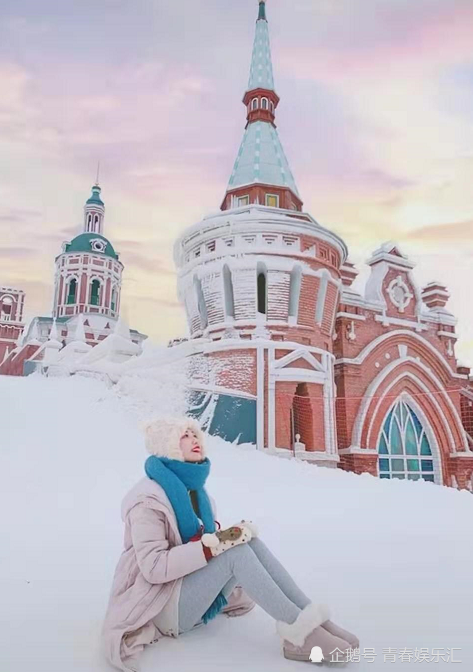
left=145, top=456, right=227, bottom=624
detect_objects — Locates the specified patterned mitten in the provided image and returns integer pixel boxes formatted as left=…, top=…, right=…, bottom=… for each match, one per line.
left=238, top=520, right=258, bottom=537
left=202, top=524, right=252, bottom=557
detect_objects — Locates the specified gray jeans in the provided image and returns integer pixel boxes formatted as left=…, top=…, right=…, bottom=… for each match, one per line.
left=177, top=537, right=311, bottom=634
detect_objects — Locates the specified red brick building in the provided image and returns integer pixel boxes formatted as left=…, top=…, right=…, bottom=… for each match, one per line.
left=0, top=183, right=146, bottom=376
left=173, top=1, right=473, bottom=490
left=0, top=287, right=25, bottom=363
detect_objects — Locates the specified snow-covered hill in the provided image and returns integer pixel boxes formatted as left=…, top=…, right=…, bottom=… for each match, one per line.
left=1, top=373, right=472, bottom=671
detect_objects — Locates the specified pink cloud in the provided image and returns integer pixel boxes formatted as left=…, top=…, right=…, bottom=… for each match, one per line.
left=277, top=1, right=473, bottom=83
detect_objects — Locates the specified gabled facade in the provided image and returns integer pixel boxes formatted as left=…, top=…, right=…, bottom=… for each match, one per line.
left=173, top=1, right=473, bottom=490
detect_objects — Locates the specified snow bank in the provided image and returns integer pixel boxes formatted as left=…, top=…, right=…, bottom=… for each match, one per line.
left=1, top=373, right=472, bottom=672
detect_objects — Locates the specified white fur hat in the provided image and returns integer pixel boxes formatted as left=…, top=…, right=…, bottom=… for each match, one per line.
left=141, top=416, right=206, bottom=462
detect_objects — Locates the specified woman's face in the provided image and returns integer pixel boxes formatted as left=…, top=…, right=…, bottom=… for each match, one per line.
left=180, top=427, right=204, bottom=462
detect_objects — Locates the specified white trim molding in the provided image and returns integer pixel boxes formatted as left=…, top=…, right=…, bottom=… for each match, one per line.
left=273, top=348, right=324, bottom=372
left=351, top=359, right=468, bottom=455
left=334, top=328, right=459, bottom=378
left=294, top=451, right=340, bottom=463
left=375, top=314, right=427, bottom=331
left=338, top=447, right=379, bottom=455
left=336, top=311, right=366, bottom=321
left=256, top=341, right=265, bottom=450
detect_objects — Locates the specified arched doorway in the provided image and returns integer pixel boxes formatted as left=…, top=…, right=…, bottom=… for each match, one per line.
left=291, top=383, right=314, bottom=451
left=377, top=399, right=437, bottom=483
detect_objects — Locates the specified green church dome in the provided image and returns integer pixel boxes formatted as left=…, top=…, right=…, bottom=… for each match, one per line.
left=62, top=233, right=119, bottom=260
left=86, top=184, right=104, bottom=207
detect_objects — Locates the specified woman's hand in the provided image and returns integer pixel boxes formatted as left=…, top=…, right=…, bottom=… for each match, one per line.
left=236, top=519, right=258, bottom=538
left=202, top=523, right=252, bottom=558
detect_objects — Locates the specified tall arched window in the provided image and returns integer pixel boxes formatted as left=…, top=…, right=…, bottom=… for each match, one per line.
left=194, top=277, right=208, bottom=330
left=377, top=400, right=435, bottom=482
left=252, top=98, right=258, bottom=111
left=111, top=287, right=118, bottom=312
left=262, top=97, right=268, bottom=110
left=67, top=279, right=77, bottom=305
left=87, top=214, right=92, bottom=230
left=1, top=295, right=13, bottom=320
left=94, top=214, right=99, bottom=230
left=222, top=265, right=235, bottom=318
left=289, top=266, right=302, bottom=319
left=90, top=279, right=101, bottom=306
left=257, top=263, right=267, bottom=315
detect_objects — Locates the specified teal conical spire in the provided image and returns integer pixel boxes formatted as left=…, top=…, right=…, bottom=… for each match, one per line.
left=247, top=1, right=275, bottom=92
left=228, top=122, right=300, bottom=198
left=222, top=1, right=302, bottom=211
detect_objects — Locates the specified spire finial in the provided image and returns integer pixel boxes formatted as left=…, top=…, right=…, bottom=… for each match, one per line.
left=95, top=161, right=100, bottom=186
left=258, top=0, right=267, bottom=22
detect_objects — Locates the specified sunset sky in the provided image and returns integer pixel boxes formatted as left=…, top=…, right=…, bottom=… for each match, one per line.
left=1, top=0, right=473, bottom=361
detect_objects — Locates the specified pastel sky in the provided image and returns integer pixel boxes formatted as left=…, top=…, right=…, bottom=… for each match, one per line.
left=1, top=0, right=473, bottom=361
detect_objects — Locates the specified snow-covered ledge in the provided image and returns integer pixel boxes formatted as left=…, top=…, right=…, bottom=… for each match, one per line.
left=295, top=450, right=340, bottom=464
left=338, top=447, right=379, bottom=455
left=260, top=446, right=340, bottom=465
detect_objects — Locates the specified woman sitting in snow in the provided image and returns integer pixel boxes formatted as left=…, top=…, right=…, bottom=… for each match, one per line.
left=102, top=417, right=359, bottom=671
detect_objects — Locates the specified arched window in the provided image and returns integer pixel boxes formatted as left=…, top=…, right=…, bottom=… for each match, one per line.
left=289, top=266, right=302, bottom=319
left=222, top=264, right=235, bottom=318
left=257, top=263, right=267, bottom=315
left=87, top=214, right=92, bottom=230
left=270, top=101, right=275, bottom=114
left=252, top=98, right=258, bottom=111
left=94, top=214, right=99, bottom=230
left=67, top=279, right=77, bottom=305
left=377, top=400, right=435, bottom=482
left=1, top=295, right=13, bottom=320
left=111, top=287, right=118, bottom=312
left=262, top=97, right=268, bottom=110
left=194, top=277, right=208, bottom=330
left=89, top=279, right=101, bottom=306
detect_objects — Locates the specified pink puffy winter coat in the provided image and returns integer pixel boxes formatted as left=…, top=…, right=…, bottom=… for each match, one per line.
left=101, top=476, right=255, bottom=672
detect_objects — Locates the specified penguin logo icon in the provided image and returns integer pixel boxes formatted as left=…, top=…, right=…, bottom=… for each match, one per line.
left=309, top=646, right=324, bottom=663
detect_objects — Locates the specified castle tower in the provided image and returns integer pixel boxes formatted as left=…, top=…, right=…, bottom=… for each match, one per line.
left=53, top=183, right=123, bottom=320
left=0, top=287, right=25, bottom=362
left=174, top=0, right=347, bottom=464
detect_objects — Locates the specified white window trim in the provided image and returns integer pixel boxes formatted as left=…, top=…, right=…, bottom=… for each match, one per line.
left=222, top=264, right=235, bottom=319
left=289, top=265, right=302, bottom=319
left=237, top=195, right=250, bottom=207
left=265, top=193, right=279, bottom=208
left=376, top=394, right=443, bottom=485
left=194, top=276, right=208, bottom=330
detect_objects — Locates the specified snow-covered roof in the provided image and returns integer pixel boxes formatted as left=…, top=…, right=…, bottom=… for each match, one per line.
left=227, top=121, right=299, bottom=197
